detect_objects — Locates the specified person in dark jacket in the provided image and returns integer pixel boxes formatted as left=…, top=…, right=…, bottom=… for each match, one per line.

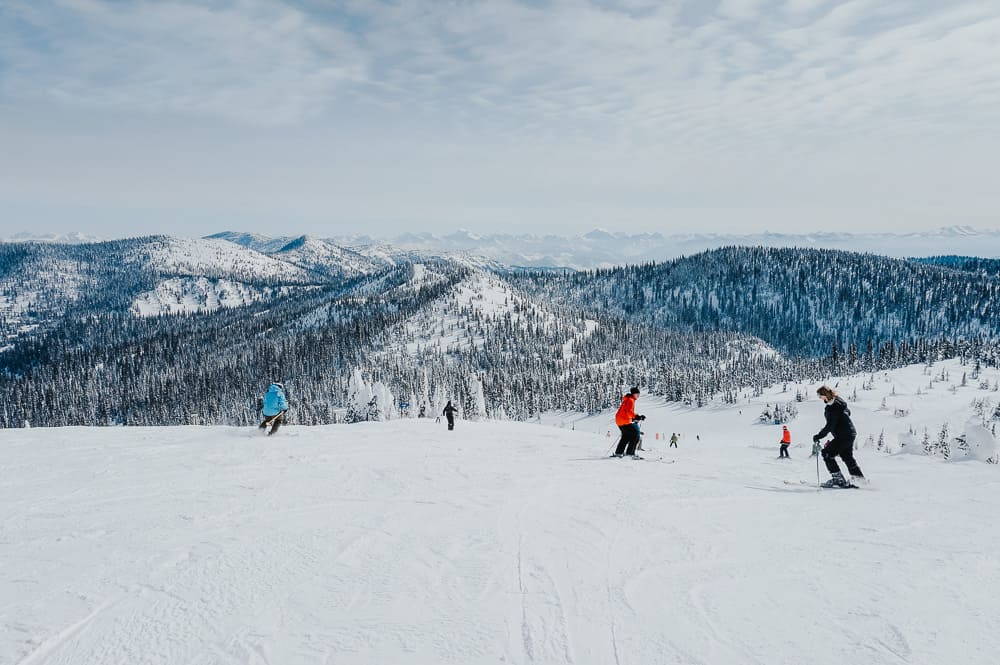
left=443, top=400, right=459, bottom=430
left=813, top=385, right=865, bottom=487
left=259, top=382, right=289, bottom=435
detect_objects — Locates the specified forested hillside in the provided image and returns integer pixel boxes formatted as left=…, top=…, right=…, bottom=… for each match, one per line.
left=2, top=240, right=999, bottom=428
left=511, top=247, right=1000, bottom=356
left=914, top=256, right=1000, bottom=278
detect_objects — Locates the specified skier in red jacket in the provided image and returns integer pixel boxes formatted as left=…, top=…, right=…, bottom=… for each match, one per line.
left=779, top=425, right=791, bottom=458
left=612, top=387, right=645, bottom=459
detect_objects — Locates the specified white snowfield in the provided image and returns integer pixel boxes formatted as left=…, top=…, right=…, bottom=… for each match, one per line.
left=3, top=364, right=1000, bottom=665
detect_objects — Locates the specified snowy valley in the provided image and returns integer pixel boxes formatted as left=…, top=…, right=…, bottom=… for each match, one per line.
left=2, top=358, right=998, bottom=665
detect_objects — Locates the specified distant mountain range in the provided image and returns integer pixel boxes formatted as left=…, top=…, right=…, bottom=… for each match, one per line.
left=209, top=227, right=1000, bottom=269
left=5, top=226, right=999, bottom=269
left=2, top=231, right=105, bottom=244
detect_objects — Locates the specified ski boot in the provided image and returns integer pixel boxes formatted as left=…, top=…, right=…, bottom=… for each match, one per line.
left=630, top=454, right=644, bottom=460
left=820, top=472, right=851, bottom=488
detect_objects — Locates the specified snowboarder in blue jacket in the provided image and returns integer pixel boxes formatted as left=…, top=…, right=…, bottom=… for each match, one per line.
left=259, top=382, right=289, bottom=435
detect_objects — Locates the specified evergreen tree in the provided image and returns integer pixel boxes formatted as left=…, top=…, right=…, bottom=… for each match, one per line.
left=937, top=423, right=951, bottom=459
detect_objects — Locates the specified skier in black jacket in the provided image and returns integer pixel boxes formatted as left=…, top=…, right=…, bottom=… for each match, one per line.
left=813, top=385, right=865, bottom=487
left=443, top=400, right=459, bottom=431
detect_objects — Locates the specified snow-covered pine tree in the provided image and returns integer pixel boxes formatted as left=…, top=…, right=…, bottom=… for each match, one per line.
left=432, top=385, right=446, bottom=419
left=937, top=423, right=950, bottom=459
left=366, top=395, right=381, bottom=422
left=346, top=369, right=372, bottom=423
left=469, top=373, right=487, bottom=420
left=407, top=391, right=418, bottom=418
left=370, top=381, right=393, bottom=421
left=956, top=433, right=969, bottom=457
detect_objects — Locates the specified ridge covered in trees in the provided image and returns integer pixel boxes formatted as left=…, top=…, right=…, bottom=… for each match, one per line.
left=510, top=246, right=1000, bottom=356
left=2, top=239, right=999, bottom=427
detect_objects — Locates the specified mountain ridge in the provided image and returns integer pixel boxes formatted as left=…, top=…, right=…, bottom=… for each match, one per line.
left=3, top=236, right=1000, bottom=427
left=7, top=226, right=1000, bottom=269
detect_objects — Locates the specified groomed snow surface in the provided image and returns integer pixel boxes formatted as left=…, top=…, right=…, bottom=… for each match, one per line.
left=4, top=364, right=1000, bottom=664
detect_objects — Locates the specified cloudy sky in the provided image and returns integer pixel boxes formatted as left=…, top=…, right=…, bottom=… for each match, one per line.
left=1, top=0, right=998, bottom=238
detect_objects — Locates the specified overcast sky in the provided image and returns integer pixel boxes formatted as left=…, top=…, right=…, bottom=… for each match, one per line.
left=1, top=0, right=998, bottom=239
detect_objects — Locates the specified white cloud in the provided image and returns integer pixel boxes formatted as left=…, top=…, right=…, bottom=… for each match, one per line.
left=1, top=0, right=999, bottom=235
left=3, top=0, right=999, bottom=140
left=2, top=0, right=369, bottom=125
left=716, top=0, right=775, bottom=22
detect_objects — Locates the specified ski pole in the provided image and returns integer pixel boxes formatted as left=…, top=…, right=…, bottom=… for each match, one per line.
left=815, top=443, right=821, bottom=487
left=606, top=424, right=626, bottom=456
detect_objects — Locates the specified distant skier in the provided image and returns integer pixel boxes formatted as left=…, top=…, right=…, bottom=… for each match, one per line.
left=259, top=382, right=289, bottom=435
left=813, top=386, right=865, bottom=487
left=779, top=425, right=791, bottom=458
left=613, top=387, right=645, bottom=458
left=669, top=432, right=679, bottom=448
left=443, top=400, right=459, bottom=431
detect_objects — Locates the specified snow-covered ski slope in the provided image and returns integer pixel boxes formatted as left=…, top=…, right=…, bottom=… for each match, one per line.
left=4, top=374, right=999, bottom=663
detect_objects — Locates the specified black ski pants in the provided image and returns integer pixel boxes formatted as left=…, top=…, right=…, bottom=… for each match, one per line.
left=779, top=443, right=789, bottom=458
left=822, top=436, right=863, bottom=476
left=615, top=424, right=640, bottom=456
left=260, top=411, right=284, bottom=435
left=446, top=415, right=455, bottom=431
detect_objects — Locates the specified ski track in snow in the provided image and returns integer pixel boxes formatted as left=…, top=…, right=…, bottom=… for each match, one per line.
left=2, top=393, right=1000, bottom=664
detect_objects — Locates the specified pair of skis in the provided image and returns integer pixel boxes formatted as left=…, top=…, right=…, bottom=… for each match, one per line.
left=747, top=480, right=866, bottom=493
left=784, top=479, right=860, bottom=490
left=606, top=454, right=675, bottom=464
